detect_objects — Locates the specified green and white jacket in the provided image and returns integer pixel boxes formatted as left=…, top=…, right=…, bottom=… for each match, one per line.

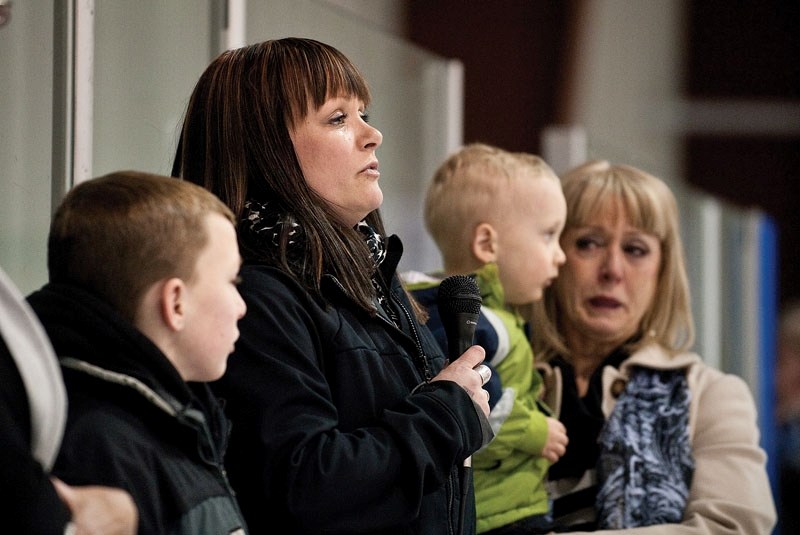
left=407, top=263, right=553, bottom=533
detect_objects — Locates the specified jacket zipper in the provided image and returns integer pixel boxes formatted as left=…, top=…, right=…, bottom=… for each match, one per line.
left=389, top=294, right=433, bottom=382
left=327, top=275, right=433, bottom=382
left=327, top=276, right=462, bottom=533
left=391, top=291, right=465, bottom=535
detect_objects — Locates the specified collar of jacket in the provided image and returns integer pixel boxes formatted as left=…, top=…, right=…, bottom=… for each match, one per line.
left=61, top=356, right=229, bottom=463
left=321, top=234, right=403, bottom=319
left=538, top=343, right=702, bottom=419
left=61, top=357, right=186, bottom=416
left=28, top=282, right=193, bottom=399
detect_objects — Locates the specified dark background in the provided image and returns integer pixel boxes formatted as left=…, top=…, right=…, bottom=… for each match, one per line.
left=405, top=0, right=800, bottom=307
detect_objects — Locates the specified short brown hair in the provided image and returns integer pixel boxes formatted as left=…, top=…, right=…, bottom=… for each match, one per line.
left=48, top=170, right=235, bottom=321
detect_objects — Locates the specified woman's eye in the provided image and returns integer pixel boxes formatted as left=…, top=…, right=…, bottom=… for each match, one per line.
left=330, top=113, right=346, bottom=125
left=624, top=244, right=649, bottom=257
left=575, top=236, right=600, bottom=250
left=360, top=112, right=370, bottom=123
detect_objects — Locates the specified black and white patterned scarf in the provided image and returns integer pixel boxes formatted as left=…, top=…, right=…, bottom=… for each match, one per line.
left=242, top=199, right=302, bottom=251
left=354, top=220, right=398, bottom=324
left=596, top=367, right=694, bottom=528
left=241, top=200, right=394, bottom=319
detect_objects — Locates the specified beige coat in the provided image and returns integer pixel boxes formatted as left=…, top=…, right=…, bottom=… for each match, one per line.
left=539, top=343, right=776, bottom=535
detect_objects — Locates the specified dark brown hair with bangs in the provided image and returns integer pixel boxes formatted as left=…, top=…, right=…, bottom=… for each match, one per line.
left=172, top=37, right=383, bottom=312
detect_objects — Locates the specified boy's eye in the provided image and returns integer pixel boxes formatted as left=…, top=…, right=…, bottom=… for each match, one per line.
left=544, top=226, right=563, bottom=242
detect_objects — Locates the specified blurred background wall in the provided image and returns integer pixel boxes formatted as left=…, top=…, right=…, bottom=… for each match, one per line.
left=403, top=0, right=800, bottom=308
left=2, top=0, right=797, bottom=302
left=1, top=1, right=796, bottom=531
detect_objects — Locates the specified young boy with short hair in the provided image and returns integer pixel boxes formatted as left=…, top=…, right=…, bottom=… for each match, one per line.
left=406, top=143, right=569, bottom=534
left=27, top=170, right=248, bottom=534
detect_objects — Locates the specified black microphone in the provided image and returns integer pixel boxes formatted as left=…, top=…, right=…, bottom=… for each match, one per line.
left=437, top=275, right=486, bottom=472
left=437, top=275, right=482, bottom=363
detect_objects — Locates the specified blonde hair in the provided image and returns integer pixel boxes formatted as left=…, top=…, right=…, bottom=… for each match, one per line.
left=48, top=170, right=235, bottom=322
left=530, top=160, right=694, bottom=360
left=424, top=143, right=558, bottom=270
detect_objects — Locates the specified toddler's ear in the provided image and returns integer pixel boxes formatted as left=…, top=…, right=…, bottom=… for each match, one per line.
left=160, top=278, right=187, bottom=331
left=472, top=222, right=498, bottom=264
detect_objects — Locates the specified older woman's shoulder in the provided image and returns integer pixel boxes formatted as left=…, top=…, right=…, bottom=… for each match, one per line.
left=624, top=343, right=702, bottom=370
left=686, top=359, right=755, bottom=399
left=628, top=345, right=755, bottom=398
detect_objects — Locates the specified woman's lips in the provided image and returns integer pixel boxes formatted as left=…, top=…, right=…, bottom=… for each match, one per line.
left=588, top=296, right=622, bottom=308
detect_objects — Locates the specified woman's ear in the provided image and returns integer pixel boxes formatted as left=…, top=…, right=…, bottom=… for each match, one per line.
left=160, top=277, right=187, bottom=332
left=471, top=222, right=498, bottom=264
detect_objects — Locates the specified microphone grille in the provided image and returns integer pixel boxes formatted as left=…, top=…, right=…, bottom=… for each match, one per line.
left=437, top=275, right=482, bottom=315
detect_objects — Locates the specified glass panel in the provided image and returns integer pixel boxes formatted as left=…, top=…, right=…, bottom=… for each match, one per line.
left=92, top=0, right=215, bottom=178
left=0, top=1, right=55, bottom=294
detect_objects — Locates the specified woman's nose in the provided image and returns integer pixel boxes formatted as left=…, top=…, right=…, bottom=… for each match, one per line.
left=362, top=122, right=382, bottom=149
left=600, top=248, right=623, bottom=282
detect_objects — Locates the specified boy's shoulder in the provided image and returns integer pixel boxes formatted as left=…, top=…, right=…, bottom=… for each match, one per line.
left=403, top=268, right=514, bottom=321
left=402, top=270, right=443, bottom=306
left=403, top=269, right=517, bottom=361
left=401, top=270, right=443, bottom=289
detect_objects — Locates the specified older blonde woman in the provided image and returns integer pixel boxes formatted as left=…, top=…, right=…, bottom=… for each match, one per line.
left=530, top=160, right=775, bottom=534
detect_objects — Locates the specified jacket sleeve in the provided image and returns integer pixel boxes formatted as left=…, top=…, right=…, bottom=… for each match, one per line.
left=0, top=339, right=71, bottom=534
left=474, top=392, right=549, bottom=463
left=473, top=308, right=549, bottom=461
left=220, top=267, right=486, bottom=533
left=52, top=402, right=165, bottom=535
left=565, top=369, right=776, bottom=535
left=0, top=387, right=71, bottom=534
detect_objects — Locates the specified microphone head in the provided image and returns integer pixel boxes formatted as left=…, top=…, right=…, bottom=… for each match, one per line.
left=437, top=275, right=482, bottom=361
left=437, top=275, right=482, bottom=315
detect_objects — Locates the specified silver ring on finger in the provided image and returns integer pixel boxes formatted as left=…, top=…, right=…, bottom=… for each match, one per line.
left=474, top=363, right=492, bottom=386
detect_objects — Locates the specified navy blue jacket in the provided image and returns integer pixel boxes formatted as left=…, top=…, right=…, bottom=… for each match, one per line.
left=28, top=283, right=247, bottom=535
left=214, top=235, right=488, bottom=534
left=0, top=339, right=71, bottom=533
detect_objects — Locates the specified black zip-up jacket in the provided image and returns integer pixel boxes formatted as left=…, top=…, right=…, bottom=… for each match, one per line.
left=0, top=341, right=70, bottom=533
left=214, top=235, right=489, bottom=534
left=27, top=283, right=247, bottom=535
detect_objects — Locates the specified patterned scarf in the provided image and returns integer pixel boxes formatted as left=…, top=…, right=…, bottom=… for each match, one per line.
left=241, top=200, right=394, bottom=320
left=596, top=367, right=694, bottom=528
left=242, top=199, right=301, bottom=252
left=354, top=220, right=398, bottom=325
